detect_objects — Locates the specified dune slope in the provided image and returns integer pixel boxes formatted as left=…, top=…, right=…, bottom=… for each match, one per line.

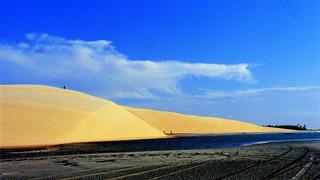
left=0, top=85, right=164, bottom=147
left=125, top=107, right=290, bottom=134
left=1, top=85, right=289, bottom=148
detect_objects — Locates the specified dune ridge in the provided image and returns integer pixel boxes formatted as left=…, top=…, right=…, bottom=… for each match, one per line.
left=125, top=107, right=287, bottom=134
left=0, top=85, right=289, bottom=148
left=0, top=85, right=164, bottom=147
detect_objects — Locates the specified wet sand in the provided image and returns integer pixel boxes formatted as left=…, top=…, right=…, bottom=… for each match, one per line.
left=1, top=141, right=319, bottom=179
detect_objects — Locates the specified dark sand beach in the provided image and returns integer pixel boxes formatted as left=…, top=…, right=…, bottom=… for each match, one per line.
left=1, top=140, right=319, bottom=180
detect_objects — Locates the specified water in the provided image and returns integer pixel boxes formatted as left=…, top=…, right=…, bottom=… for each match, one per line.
left=124, top=132, right=320, bottom=151
left=63, top=132, right=320, bottom=153
left=2, top=132, right=320, bottom=158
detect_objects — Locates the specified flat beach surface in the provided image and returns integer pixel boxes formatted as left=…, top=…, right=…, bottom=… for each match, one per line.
left=1, top=140, right=319, bottom=179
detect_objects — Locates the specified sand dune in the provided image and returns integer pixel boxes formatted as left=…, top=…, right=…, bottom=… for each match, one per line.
left=0, top=85, right=289, bottom=148
left=0, top=85, right=164, bottom=147
left=125, top=107, right=289, bottom=134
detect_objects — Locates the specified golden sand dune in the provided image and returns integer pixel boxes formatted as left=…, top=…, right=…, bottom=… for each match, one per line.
left=0, top=85, right=164, bottom=147
left=125, top=107, right=288, bottom=134
left=0, top=85, right=289, bottom=148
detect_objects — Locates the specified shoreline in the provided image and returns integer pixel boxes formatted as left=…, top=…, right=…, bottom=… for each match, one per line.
left=243, top=138, right=320, bottom=147
left=2, top=131, right=318, bottom=150
left=1, top=132, right=319, bottom=160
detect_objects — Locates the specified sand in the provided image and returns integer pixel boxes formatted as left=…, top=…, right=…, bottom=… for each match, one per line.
left=125, top=107, right=287, bottom=134
left=126, top=107, right=286, bottom=134
left=0, top=85, right=164, bottom=147
left=1, top=141, right=319, bottom=179
left=0, top=85, right=290, bottom=148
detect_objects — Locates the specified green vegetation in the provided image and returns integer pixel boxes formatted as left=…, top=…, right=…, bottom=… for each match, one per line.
left=263, top=124, right=307, bottom=131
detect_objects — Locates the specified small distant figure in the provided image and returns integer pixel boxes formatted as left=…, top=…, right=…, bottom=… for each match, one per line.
left=63, top=85, right=66, bottom=89
left=163, top=130, right=174, bottom=135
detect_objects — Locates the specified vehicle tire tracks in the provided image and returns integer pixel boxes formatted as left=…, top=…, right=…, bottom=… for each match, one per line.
left=212, top=145, right=293, bottom=180
left=262, top=146, right=309, bottom=180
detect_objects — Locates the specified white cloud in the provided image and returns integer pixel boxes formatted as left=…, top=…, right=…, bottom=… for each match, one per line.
left=201, top=86, right=320, bottom=99
left=0, top=33, right=254, bottom=99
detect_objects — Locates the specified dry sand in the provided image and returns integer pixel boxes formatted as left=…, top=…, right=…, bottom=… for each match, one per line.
left=125, top=107, right=287, bottom=134
left=0, top=85, right=163, bottom=147
left=0, top=85, right=290, bottom=148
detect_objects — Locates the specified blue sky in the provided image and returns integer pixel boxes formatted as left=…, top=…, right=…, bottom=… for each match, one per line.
left=1, top=0, right=319, bottom=128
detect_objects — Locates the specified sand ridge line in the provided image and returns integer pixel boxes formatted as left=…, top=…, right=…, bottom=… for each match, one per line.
left=149, top=151, right=239, bottom=180
left=30, top=164, right=135, bottom=180
left=110, top=159, right=219, bottom=180
left=108, top=161, right=208, bottom=180
left=292, top=154, right=314, bottom=179
left=311, top=171, right=320, bottom=180
left=57, top=164, right=171, bottom=180
left=262, top=146, right=310, bottom=179
left=61, top=162, right=193, bottom=180
left=213, top=145, right=293, bottom=179
left=57, top=153, right=230, bottom=180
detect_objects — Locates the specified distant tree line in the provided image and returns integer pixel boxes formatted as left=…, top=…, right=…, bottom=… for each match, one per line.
left=263, top=124, right=307, bottom=130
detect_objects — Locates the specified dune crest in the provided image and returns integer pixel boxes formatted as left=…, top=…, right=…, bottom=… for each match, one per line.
left=0, top=85, right=289, bottom=148
left=0, top=85, right=163, bottom=147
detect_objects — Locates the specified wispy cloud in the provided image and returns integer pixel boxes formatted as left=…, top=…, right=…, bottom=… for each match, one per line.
left=0, top=33, right=254, bottom=99
left=200, top=86, right=320, bottom=99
